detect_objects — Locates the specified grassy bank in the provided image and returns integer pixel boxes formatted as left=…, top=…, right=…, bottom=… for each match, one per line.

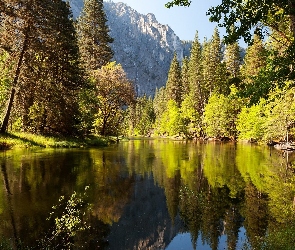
left=0, top=132, right=114, bottom=150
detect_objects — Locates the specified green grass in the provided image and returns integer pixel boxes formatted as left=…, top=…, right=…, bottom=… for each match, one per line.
left=0, top=132, right=111, bottom=150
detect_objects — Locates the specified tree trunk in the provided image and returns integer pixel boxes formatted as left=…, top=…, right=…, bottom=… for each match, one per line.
left=289, top=0, right=295, bottom=39
left=0, top=88, right=16, bottom=133
left=0, top=30, right=29, bottom=134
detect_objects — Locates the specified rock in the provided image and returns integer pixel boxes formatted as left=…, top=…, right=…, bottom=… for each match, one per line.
left=69, top=0, right=192, bottom=97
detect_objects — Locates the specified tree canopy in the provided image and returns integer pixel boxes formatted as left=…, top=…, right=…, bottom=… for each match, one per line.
left=165, top=0, right=295, bottom=44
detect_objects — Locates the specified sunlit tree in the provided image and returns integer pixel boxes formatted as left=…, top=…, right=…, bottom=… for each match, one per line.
left=76, top=0, right=114, bottom=71
left=92, top=62, right=135, bottom=136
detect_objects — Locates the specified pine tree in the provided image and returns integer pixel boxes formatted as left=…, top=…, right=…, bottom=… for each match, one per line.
left=153, top=87, right=167, bottom=120
left=223, top=41, right=242, bottom=94
left=131, top=95, right=155, bottom=136
left=27, top=0, right=83, bottom=134
left=76, top=0, right=114, bottom=71
left=0, top=0, right=84, bottom=134
left=239, top=34, right=268, bottom=104
left=181, top=57, right=190, bottom=98
left=241, top=35, right=267, bottom=84
left=188, top=31, right=204, bottom=115
left=166, top=53, right=182, bottom=106
left=224, top=42, right=242, bottom=80
left=202, top=28, right=223, bottom=96
left=0, top=0, right=35, bottom=133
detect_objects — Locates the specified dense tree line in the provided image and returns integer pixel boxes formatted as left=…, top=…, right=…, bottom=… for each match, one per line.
left=1, top=0, right=295, bottom=142
left=127, top=26, right=295, bottom=143
left=0, top=0, right=134, bottom=136
left=125, top=0, right=295, bottom=143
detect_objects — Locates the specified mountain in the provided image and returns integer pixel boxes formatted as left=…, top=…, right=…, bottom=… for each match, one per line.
left=69, top=0, right=191, bottom=97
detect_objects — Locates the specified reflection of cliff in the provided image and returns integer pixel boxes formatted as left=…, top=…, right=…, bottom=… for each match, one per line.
left=106, top=176, right=184, bottom=250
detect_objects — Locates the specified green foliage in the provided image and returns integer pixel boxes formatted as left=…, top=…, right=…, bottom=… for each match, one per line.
left=180, top=94, right=201, bottom=137
left=155, top=100, right=183, bottom=136
left=77, top=81, right=98, bottom=135
left=205, top=0, right=293, bottom=44
left=91, top=62, right=135, bottom=136
left=165, top=0, right=191, bottom=8
left=202, top=28, right=224, bottom=96
left=153, top=87, right=167, bottom=121
left=128, top=95, right=155, bottom=136
left=41, top=187, right=91, bottom=249
left=264, top=86, right=295, bottom=141
left=181, top=57, right=190, bottom=97
left=166, top=53, right=182, bottom=106
left=76, top=0, right=114, bottom=71
left=224, top=41, right=242, bottom=87
left=203, top=90, right=242, bottom=138
left=0, top=0, right=84, bottom=135
left=236, top=100, right=267, bottom=141
left=188, top=32, right=204, bottom=115
left=0, top=51, right=12, bottom=119
left=262, top=224, right=295, bottom=250
left=0, top=131, right=109, bottom=149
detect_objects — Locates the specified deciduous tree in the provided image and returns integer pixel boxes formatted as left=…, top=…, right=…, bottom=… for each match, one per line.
left=92, top=62, right=135, bottom=136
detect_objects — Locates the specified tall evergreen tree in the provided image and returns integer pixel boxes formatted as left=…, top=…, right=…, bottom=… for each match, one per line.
left=239, top=35, right=268, bottom=104
left=153, top=87, right=167, bottom=121
left=76, top=0, right=114, bottom=71
left=241, top=34, right=267, bottom=84
left=0, top=0, right=84, bottom=134
left=202, top=28, right=223, bottom=96
left=224, top=42, right=242, bottom=79
left=188, top=32, right=204, bottom=115
left=0, top=0, right=35, bottom=133
left=24, top=0, right=83, bottom=134
left=166, top=53, right=182, bottom=106
left=224, top=41, right=242, bottom=87
left=181, top=57, right=190, bottom=98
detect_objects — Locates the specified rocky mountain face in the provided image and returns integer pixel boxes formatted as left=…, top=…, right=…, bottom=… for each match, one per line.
left=69, top=0, right=191, bottom=96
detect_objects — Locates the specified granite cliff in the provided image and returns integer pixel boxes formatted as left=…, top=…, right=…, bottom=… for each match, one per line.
left=69, top=0, right=191, bottom=96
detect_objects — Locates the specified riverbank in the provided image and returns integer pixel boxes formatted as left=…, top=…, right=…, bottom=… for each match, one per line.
left=0, top=132, right=115, bottom=150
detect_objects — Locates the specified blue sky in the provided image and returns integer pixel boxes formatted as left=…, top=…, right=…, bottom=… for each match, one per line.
left=108, top=0, right=224, bottom=42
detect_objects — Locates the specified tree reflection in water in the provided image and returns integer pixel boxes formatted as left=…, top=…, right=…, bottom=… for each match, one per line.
left=0, top=141, right=294, bottom=249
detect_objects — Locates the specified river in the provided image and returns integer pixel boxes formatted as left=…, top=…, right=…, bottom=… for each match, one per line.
left=0, top=139, right=294, bottom=249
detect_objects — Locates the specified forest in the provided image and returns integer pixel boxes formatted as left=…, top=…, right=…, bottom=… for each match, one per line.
left=1, top=0, right=295, bottom=145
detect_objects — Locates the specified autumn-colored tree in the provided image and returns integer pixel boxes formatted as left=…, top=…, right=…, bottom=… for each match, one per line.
left=92, top=62, right=135, bottom=136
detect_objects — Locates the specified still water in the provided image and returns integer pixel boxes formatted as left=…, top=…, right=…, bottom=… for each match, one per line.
left=0, top=139, right=295, bottom=249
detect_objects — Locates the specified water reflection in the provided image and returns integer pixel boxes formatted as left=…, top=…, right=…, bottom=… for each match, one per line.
left=0, top=140, right=295, bottom=249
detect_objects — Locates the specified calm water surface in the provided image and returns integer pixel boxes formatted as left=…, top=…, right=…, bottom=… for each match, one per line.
left=0, top=139, right=295, bottom=249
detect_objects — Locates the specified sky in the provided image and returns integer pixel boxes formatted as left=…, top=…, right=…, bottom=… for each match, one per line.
left=108, top=0, right=225, bottom=43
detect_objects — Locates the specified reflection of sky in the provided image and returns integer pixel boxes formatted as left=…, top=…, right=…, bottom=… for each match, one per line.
left=166, top=227, right=249, bottom=250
